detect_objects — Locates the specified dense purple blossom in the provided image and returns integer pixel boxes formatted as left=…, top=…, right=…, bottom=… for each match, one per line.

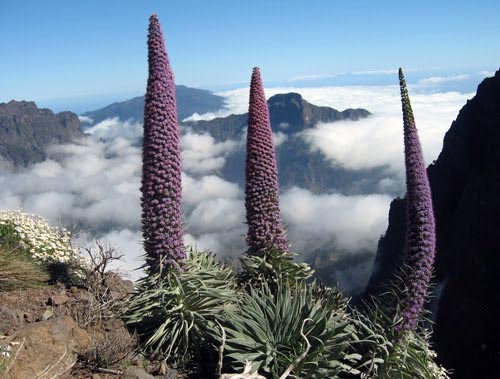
left=245, top=67, right=289, bottom=256
left=397, top=68, right=436, bottom=333
left=141, top=14, right=184, bottom=270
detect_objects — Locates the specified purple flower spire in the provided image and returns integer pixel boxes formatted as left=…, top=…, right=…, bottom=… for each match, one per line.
left=397, top=68, right=436, bottom=333
left=141, top=14, right=184, bottom=271
left=245, top=67, right=289, bottom=256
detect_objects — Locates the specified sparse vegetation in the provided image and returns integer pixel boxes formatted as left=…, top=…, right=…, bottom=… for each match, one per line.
left=79, top=323, right=138, bottom=373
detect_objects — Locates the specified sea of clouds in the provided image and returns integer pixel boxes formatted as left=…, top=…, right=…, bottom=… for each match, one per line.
left=0, top=82, right=473, bottom=292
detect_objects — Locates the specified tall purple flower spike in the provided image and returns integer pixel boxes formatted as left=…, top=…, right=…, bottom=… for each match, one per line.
left=397, top=68, right=436, bottom=333
left=245, top=67, right=289, bottom=256
left=141, top=14, right=184, bottom=271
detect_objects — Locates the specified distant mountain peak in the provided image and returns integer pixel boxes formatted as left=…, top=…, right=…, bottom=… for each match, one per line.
left=81, top=85, right=225, bottom=126
left=266, top=92, right=370, bottom=134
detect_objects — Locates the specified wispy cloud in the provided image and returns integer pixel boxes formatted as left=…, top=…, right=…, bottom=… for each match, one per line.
left=479, top=70, right=495, bottom=77
left=351, top=69, right=397, bottom=75
left=418, top=74, right=470, bottom=85
left=288, top=68, right=398, bottom=82
left=288, top=73, right=339, bottom=82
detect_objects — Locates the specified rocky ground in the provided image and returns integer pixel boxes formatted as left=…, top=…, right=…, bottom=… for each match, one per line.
left=0, top=277, right=183, bottom=379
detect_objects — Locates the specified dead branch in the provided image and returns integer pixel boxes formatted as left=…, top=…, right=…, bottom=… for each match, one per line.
left=5, top=337, right=25, bottom=374
left=97, top=367, right=124, bottom=375
left=219, top=360, right=266, bottom=379
left=278, top=318, right=313, bottom=379
left=216, top=319, right=226, bottom=378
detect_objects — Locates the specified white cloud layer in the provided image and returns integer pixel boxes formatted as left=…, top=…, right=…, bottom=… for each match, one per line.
left=0, top=83, right=473, bottom=289
left=181, top=132, right=239, bottom=175
left=300, top=89, right=470, bottom=175
left=281, top=187, right=392, bottom=253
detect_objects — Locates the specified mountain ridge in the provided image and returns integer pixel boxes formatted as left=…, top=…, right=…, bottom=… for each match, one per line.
left=185, top=92, right=370, bottom=140
left=0, top=100, right=84, bottom=166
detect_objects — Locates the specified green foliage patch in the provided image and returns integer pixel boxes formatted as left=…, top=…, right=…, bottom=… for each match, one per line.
left=125, top=249, right=237, bottom=364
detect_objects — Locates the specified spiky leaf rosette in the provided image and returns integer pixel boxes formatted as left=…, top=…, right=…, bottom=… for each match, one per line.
left=221, top=282, right=354, bottom=378
left=245, top=67, right=289, bottom=256
left=239, top=248, right=314, bottom=291
left=397, top=68, right=436, bottom=333
left=141, top=14, right=184, bottom=271
left=125, top=249, right=237, bottom=363
left=347, top=299, right=450, bottom=379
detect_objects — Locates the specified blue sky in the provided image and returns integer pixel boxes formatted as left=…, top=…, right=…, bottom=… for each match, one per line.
left=1, top=0, right=499, bottom=112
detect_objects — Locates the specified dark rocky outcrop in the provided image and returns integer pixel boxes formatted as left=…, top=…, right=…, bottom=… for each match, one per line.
left=0, top=100, right=84, bottom=166
left=366, top=69, right=500, bottom=378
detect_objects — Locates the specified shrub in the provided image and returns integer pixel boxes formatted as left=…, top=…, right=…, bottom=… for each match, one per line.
left=125, top=249, right=237, bottom=364
left=221, top=282, right=356, bottom=378
left=0, top=210, right=80, bottom=265
left=0, top=210, right=83, bottom=284
left=344, top=306, right=449, bottom=379
left=70, top=241, right=130, bottom=328
left=79, top=323, right=138, bottom=372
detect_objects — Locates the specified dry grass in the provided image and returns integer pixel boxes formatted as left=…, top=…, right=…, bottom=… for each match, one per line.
left=0, top=243, right=49, bottom=290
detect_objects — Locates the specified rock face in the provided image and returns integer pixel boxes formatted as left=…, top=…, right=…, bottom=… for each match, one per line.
left=4, top=316, right=90, bottom=379
left=0, top=100, right=84, bottom=166
left=366, top=69, right=500, bottom=378
left=188, top=92, right=375, bottom=193
left=80, top=84, right=225, bottom=126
